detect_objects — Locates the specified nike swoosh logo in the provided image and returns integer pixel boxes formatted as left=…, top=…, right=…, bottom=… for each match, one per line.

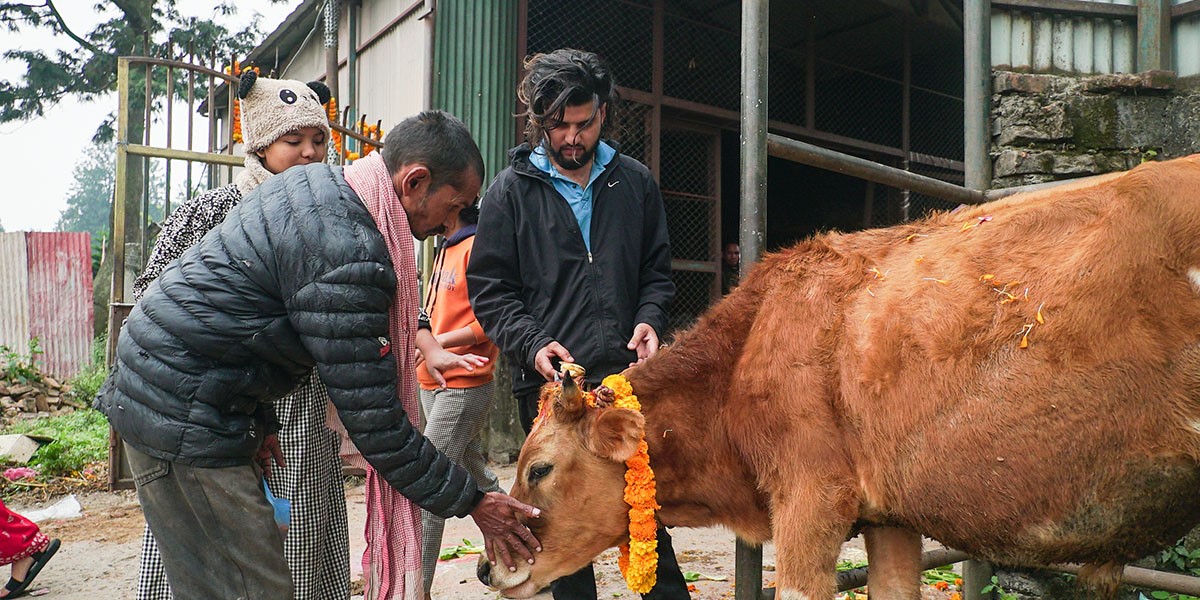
left=607, top=180, right=620, bottom=187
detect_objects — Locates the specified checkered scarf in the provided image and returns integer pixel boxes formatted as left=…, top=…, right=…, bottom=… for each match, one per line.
left=342, top=152, right=424, bottom=600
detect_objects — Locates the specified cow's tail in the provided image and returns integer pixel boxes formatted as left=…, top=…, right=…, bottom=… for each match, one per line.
left=1076, top=561, right=1123, bottom=600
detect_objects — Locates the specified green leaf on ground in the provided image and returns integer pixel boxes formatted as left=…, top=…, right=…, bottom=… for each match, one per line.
left=682, top=571, right=727, bottom=582
left=438, top=538, right=484, bottom=561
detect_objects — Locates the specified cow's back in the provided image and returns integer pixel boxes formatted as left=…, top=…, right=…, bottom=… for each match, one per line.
left=747, top=155, right=1200, bottom=566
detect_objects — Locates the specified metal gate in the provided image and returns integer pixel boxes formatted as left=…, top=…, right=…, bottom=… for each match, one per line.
left=107, top=55, right=378, bottom=490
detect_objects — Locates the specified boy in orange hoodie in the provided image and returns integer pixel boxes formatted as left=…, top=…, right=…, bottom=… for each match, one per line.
left=414, top=203, right=502, bottom=599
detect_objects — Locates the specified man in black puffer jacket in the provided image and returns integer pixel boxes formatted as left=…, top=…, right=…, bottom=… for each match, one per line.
left=96, top=111, right=540, bottom=600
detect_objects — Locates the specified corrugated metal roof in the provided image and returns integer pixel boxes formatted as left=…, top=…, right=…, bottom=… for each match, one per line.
left=992, top=0, right=1200, bottom=76
left=991, top=0, right=1138, bottom=75
left=26, top=232, right=94, bottom=379
left=0, top=233, right=30, bottom=359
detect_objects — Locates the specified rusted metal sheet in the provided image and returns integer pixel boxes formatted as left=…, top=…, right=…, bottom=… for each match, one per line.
left=0, top=233, right=31, bottom=359
left=12, top=233, right=94, bottom=379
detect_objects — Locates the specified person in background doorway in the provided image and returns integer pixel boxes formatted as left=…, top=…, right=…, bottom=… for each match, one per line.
left=468, top=48, right=689, bottom=600
left=413, top=202, right=503, bottom=600
left=721, top=241, right=740, bottom=294
left=131, top=71, right=351, bottom=600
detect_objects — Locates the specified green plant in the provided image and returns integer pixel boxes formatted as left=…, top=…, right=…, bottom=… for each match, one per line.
left=1159, top=543, right=1200, bottom=577
left=4, top=409, right=109, bottom=477
left=1144, top=592, right=1200, bottom=600
left=835, top=559, right=868, bottom=571
left=980, top=575, right=1019, bottom=600
left=64, top=336, right=107, bottom=406
left=0, top=338, right=44, bottom=384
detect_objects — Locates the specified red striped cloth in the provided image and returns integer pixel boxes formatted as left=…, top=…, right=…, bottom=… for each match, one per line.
left=341, top=152, right=424, bottom=600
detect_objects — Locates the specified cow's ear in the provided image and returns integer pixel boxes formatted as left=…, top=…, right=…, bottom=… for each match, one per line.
left=588, top=408, right=644, bottom=462
left=554, top=375, right=588, bottom=422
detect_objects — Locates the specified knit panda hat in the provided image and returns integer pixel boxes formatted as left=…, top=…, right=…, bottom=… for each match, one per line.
left=238, top=71, right=331, bottom=153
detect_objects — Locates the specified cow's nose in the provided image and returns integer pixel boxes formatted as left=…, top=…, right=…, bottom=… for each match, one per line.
left=477, top=559, right=491, bottom=586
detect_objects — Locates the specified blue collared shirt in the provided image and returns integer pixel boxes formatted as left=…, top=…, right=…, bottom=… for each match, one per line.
left=530, top=141, right=616, bottom=252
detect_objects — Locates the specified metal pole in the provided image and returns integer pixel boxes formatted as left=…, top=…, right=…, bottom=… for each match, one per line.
left=964, top=1, right=994, bottom=593
left=964, top=0, right=991, bottom=192
left=740, top=0, right=769, bottom=276
left=112, top=58, right=130, bottom=315
left=766, top=134, right=987, bottom=205
left=737, top=1, right=768, bottom=598
left=324, top=0, right=341, bottom=164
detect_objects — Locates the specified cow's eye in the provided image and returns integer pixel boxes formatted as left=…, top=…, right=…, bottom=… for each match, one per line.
left=529, top=463, right=553, bottom=482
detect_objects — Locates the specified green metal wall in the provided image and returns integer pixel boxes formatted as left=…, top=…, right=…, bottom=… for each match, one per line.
left=432, top=0, right=520, bottom=181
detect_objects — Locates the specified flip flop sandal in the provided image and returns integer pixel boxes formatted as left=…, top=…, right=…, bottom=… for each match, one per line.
left=2, top=538, right=60, bottom=599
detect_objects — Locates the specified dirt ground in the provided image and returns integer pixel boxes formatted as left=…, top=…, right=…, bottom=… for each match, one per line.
left=9, top=463, right=958, bottom=599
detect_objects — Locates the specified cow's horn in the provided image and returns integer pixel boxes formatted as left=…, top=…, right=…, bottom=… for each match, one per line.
left=557, top=373, right=587, bottom=420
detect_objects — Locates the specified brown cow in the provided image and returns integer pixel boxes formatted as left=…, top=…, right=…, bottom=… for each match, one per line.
left=480, top=155, right=1200, bottom=599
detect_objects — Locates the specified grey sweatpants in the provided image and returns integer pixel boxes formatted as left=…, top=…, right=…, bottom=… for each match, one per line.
left=419, top=382, right=502, bottom=595
left=126, top=443, right=293, bottom=600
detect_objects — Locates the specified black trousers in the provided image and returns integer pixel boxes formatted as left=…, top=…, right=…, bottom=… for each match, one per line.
left=517, top=391, right=691, bottom=600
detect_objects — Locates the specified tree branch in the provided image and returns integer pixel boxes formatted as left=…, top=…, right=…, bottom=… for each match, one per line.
left=44, top=0, right=104, bottom=55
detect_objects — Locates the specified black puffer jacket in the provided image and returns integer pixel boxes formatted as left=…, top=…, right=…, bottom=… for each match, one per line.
left=95, top=163, right=481, bottom=519
left=468, top=143, right=675, bottom=396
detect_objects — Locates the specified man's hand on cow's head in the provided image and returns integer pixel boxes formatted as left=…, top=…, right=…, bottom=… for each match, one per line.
left=470, top=491, right=542, bottom=571
left=534, top=342, right=574, bottom=381
left=627, top=323, right=660, bottom=366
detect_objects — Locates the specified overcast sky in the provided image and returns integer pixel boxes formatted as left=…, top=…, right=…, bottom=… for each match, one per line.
left=0, top=1, right=298, bottom=232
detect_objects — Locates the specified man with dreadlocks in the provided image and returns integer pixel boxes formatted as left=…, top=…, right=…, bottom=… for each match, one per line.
left=468, top=48, right=688, bottom=600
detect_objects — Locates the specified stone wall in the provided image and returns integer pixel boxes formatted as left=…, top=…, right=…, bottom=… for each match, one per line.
left=991, top=70, right=1200, bottom=189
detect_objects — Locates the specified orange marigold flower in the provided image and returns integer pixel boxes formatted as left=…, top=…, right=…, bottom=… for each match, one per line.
left=934, top=581, right=949, bottom=591
left=609, top=374, right=658, bottom=594
left=603, top=374, right=633, bottom=399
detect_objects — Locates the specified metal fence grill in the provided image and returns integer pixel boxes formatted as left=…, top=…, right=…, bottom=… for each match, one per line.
left=668, top=270, right=715, bottom=335
left=814, top=59, right=904, bottom=149
left=659, top=127, right=718, bottom=333
left=907, top=164, right=965, bottom=220
left=867, top=164, right=965, bottom=229
left=613, top=101, right=652, bottom=167
left=660, top=129, right=716, bottom=263
left=663, top=14, right=741, bottom=111
left=911, top=42, right=965, bottom=162
left=525, top=0, right=654, bottom=93
left=769, top=49, right=807, bottom=126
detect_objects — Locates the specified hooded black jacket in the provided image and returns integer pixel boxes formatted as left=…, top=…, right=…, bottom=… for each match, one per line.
left=95, top=163, right=480, bottom=519
left=468, top=143, right=675, bottom=395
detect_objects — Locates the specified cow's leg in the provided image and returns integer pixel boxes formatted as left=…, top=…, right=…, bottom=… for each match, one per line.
left=863, top=526, right=922, bottom=600
left=771, top=484, right=856, bottom=600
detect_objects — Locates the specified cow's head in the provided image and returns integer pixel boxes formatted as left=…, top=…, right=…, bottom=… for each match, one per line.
left=479, top=374, right=645, bottom=597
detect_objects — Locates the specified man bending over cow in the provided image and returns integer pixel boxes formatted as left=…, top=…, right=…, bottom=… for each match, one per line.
left=96, top=111, right=540, bottom=600
left=468, top=48, right=689, bottom=600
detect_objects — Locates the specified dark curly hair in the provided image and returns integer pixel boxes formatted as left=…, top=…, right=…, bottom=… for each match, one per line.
left=517, top=48, right=619, bottom=146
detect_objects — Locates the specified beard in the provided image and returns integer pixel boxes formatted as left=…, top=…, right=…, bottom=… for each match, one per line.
left=549, top=141, right=597, bottom=171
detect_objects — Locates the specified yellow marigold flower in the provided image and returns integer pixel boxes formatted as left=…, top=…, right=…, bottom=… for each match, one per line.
left=603, top=374, right=633, bottom=399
